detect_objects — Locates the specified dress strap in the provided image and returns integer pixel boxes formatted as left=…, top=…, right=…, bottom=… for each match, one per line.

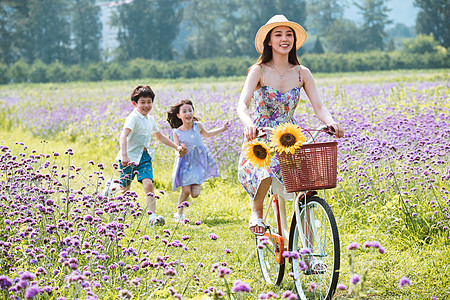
left=297, top=65, right=302, bottom=86
left=260, top=64, right=264, bottom=85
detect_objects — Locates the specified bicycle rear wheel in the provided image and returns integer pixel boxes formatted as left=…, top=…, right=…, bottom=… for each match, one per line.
left=289, top=195, right=340, bottom=300
left=256, top=195, right=285, bottom=285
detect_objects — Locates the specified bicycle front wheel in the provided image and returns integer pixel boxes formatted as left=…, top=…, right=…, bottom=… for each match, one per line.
left=256, top=195, right=285, bottom=285
left=289, top=195, right=340, bottom=300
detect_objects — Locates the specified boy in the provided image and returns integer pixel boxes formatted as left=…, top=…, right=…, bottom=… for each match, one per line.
left=114, top=85, right=187, bottom=226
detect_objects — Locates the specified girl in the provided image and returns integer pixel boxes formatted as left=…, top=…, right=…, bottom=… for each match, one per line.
left=167, top=100, right=229, bottom=221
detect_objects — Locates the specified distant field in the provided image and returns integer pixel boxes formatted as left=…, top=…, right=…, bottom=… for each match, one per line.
left=0, top=69, right=449, bottom=299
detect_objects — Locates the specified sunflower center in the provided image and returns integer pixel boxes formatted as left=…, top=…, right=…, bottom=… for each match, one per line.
left=253, top=145, right=268, bottom=159
left=280, top=133, right=296, bottom=147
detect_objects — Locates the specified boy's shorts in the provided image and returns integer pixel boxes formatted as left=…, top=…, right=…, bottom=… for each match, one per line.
left=119, top=151, right=154, bottom=187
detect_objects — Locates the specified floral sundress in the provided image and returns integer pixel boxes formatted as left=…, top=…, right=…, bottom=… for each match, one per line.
left=238, top=65, right=303, bottom=199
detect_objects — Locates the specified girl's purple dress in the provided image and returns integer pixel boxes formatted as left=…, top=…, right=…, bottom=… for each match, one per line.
left=172, top=122, right=220, bottom=191
left=238, top=66, right=303, bottom=199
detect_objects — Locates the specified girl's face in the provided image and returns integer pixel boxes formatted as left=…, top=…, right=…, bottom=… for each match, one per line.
left=177, top=103, right=194, bottom=125
left=133, top=96, right=153, bottom=116
left=269, top=26, right=294, bottom=54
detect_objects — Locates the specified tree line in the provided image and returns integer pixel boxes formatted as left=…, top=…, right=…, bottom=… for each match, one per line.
left=0, top=0, right=448, bottom=67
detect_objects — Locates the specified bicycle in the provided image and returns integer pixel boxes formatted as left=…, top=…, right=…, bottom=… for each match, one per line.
left=255, top=125, right=340, bottom=300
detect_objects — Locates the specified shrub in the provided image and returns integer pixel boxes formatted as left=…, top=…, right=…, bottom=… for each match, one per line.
left=9, top=59, right=29, bottom=83
left=0, top=62, right=9, bottom=84
left=83, top=62, right=104, bottom=82
left=29, top=59, right=49, bottom=83
left=47, top=61, right=68, bottom=83
left=104, top=62, right=123, bottom=80
left=402, top=34, right=440, bottom=54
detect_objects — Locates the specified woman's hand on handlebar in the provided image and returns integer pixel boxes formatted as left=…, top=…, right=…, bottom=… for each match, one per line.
left=327, top=123, right=345, bottom=138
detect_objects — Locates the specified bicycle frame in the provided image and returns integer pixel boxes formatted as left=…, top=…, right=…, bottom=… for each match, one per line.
left=263, top=125, right=331, bottom=262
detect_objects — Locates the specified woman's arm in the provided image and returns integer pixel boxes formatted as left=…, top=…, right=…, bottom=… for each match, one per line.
left=198, top=120, right=229, bottom=138
left=302, top=66, right=345, bottom=138
left=236, top=65, right=261, bottom=141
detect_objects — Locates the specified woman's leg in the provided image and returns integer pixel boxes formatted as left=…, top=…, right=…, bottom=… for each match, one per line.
left=250, top=177, right=271, bottom=235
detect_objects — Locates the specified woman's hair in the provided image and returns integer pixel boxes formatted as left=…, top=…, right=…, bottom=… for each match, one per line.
left=131, top=85, right=155, bottom=103
left=167, top=99, right=199, bottom=128
left=255, top=27, right=300, bottom=66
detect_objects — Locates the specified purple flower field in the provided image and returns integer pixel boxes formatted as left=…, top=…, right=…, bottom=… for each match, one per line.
left=0, top=72, right=449, bottom=298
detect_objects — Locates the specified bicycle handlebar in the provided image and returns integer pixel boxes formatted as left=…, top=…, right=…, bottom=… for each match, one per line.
left=257, top=125, right=335, bottom=144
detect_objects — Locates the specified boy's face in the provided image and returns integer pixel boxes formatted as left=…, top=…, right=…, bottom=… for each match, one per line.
left=132, top=96, right=153, bottom=116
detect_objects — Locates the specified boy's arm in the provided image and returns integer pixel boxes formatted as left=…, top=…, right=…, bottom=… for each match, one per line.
left=119, top=128, right=132, bottom=166
left=198, top=121, right=229, bottom=138
left=153, top=131, right=187, bottom=156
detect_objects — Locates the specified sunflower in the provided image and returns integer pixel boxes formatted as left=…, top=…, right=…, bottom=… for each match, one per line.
left=271, top=123, right=306, bottom=154
left=244, top=139, right=273, bottom=169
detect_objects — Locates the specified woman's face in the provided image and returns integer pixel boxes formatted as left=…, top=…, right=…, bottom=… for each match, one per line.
left=269, top=26, right=294, bottom=55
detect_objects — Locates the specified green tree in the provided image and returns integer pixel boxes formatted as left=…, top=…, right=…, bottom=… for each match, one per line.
left=325, top=19, right=363, bottom=53
left=355, top=0, right=391, bottom=51
left=311, top=36, right=325, bottom=54
left=184, top=0, right=307, bottom=58
left=114, top=0, right=183, bottom=61
left=3, top=0, right=72, bottom=64
left=71, top=0, right=102, bottom=63
left=0, top=3, right=14, bottom=64
left=414, top=0, right=449, bottom=48
left=29, top=0, right=71, bottom=64
left=307, top=0, right=344, bottom=35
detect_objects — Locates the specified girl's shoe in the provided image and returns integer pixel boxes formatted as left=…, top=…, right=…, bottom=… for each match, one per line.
left=173, top=213, right=185, bottom=222
left=149, top=215, right=165, bottom=227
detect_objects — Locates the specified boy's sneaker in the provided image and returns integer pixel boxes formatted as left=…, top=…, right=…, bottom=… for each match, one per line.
left=149, top=215, right=165, bottom=227
left=173, top=213, right=185, bottom=222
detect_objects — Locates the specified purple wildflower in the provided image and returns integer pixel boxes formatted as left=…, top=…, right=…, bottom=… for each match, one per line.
left=350, top=274, right=360, bottom=285
left=347, top=242, right=359, bottom=250
left=24, top=284, right=42, bottom=299
left=231, top=280, right=251, bottom=293
left=399, top=276, right=411, bottom=288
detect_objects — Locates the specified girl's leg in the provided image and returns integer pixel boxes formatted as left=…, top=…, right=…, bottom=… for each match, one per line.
left=177, top=185, right=191, bottom=215
left=142, top=178, right=155, bottom=213
left=190, top=184, right=201, bottom=198
left=250, top=177, right=271, bottom=235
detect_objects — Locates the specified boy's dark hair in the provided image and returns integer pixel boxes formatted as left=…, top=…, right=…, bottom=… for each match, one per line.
left=167, top=99, right=199, bottom=129
left=131, top=85, right=155, bottom=103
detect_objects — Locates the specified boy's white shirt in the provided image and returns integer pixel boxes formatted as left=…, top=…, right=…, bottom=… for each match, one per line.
left=116, top=108, right=159, bottom=164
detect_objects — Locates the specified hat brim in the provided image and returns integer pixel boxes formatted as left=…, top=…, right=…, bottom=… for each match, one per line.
left=254, top=21, right=307, bottom=54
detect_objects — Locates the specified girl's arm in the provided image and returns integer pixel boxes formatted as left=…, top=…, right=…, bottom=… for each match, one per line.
left=119, top=128, right=132, bottom=166
left=198, top=120, right=229, bottom=138
left=236, top=65, right=261, bottom=141
left=153, top=131, right=187, bottom=156
left=301, top=66, right=345, bottom=138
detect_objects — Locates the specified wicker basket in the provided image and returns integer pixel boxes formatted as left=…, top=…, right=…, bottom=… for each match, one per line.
left=278, top=141, right=338, bottom=192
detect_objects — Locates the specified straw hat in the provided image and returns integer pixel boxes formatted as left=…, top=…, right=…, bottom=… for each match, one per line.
left=254, top=15, right=307, bottom=54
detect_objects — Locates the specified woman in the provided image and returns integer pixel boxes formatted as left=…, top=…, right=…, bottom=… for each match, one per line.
left=236, top=15, right=345, bottom=237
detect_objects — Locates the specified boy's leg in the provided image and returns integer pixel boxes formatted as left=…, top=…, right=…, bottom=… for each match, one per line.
left=142, top=178, right=155, bottom=213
